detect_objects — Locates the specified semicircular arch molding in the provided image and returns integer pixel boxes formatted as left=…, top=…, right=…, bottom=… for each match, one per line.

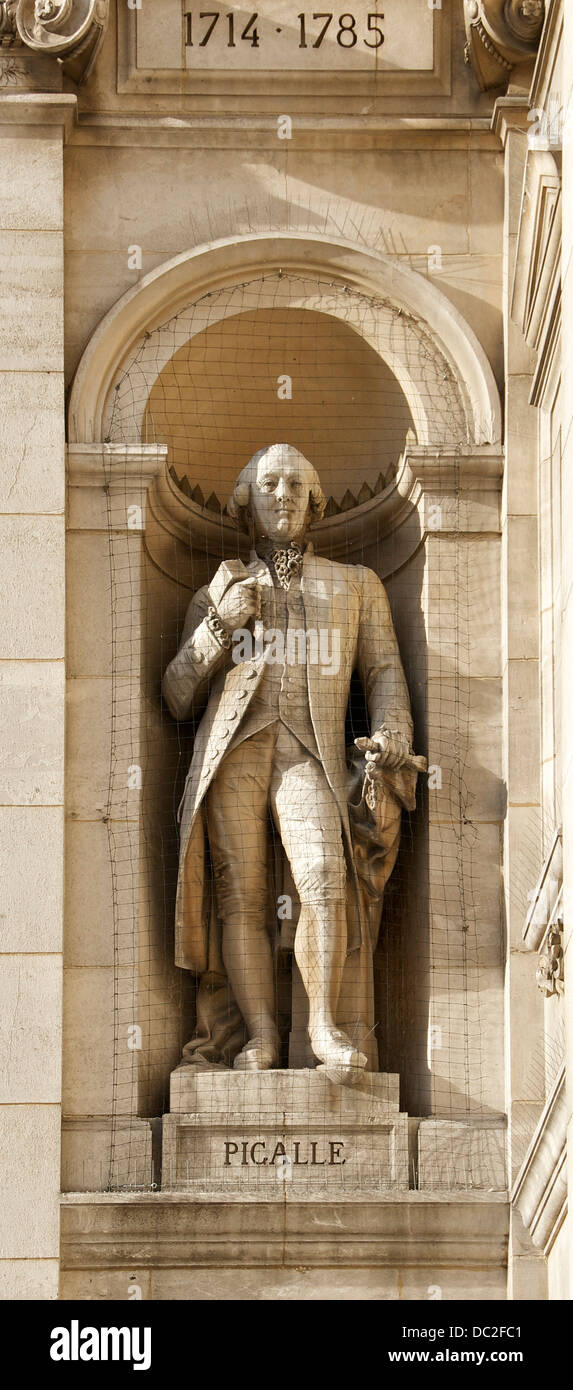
left=68, top=233, right=502, bottom=450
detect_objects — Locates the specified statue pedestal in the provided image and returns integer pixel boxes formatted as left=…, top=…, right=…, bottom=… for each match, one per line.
left=161, top=1068, right=409, bottom=1195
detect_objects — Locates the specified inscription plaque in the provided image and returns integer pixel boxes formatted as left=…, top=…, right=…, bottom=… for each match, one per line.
left=133, top=0, right=435, bottom=75
left=181, top=1, right=434, bottom=73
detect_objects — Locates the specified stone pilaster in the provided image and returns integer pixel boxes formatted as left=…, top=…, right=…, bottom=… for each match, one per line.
left=0, top=92, right=75, bottom=1299
left=413, top=446, right=505, bottom=1123
left=561, top=0, right=573, bottom=1302
left=63, top=444, right=165, bottom=1192
left=492, top=96, right=547, bottom=1300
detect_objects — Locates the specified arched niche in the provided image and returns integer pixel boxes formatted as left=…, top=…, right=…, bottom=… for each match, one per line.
left=65, top=235, right=505, bottom=1128
left=68, top=232, right=502, bottom=451
left=141, top=303, right=414, bottom=503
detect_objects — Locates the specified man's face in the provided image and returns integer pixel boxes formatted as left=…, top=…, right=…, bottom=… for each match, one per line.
left=250, top=447, right=314, bottom=544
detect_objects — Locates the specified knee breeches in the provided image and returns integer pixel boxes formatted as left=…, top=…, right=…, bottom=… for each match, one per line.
left=206, top=723, right=347, bottom=920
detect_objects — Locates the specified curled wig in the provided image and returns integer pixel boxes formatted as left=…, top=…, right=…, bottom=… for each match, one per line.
left=227, top=444, right=326, bottom=534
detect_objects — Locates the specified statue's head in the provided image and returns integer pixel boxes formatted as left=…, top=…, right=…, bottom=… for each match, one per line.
left=227, top=443, right=326, bottom=545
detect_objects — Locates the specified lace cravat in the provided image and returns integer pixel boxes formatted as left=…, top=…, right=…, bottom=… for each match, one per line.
left=264, top=542, right=304, bottom=590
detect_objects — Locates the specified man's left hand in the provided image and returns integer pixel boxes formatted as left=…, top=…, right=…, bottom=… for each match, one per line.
left=359, top=728, right=412, bottom=772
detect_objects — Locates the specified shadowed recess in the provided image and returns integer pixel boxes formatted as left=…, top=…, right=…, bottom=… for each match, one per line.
left=143, top=306, right=414, bottom=503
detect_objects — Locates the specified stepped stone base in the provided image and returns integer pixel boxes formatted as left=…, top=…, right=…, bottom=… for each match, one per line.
left=162, top=1067, right=409, bottom=1195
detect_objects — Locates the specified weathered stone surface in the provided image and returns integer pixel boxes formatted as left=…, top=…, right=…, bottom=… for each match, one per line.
left=170, top=1066, right=400, bottom=1113
left=424, top=535, right=502, bottom=680
left=504, top=374, right=538, bottom=516
left=0, top=516, right=64, bottom=660
left=417, top=1119, right=506, bottom=1192
left=165, top=1069, right=408, bottom=1195
left=0, top=372, right=65, bottom=514
left=0, top=806, right=63, bottom=953
left=65, top=677, right=113, bottom=821
left=0, top=1260, right=59, bottom=1300
left=62, top=966, right=115, bottom=1117
left=504, top=515, right=539, bottom=663
left=0, top=105, right=67, bottom=1304
left=507, top=658, right=541, bottom=804
left=0, top=662, right=64, bottom=805
left=426, top=675, right=503, bottom=821
left=59, top=1267, right=152, bottom=1301
left=61, top=1117, right=154, bottom=1194
left=64, top=820, right=114, bottom=968
left=0, top=1107, right=60, bottom=1258
left=0, top=956, right=62, bottom=1104
left=59, top=1191, right=509, bottom=1297
left=148, top=1264, right=506, bottom=1301
left=0, top=137, right=63, bottom=232
left=547, top=1213, right=571, bottom=1300
left=67, top=532, right=115, bottom=679
left=0, top=231, right=63, bottom=373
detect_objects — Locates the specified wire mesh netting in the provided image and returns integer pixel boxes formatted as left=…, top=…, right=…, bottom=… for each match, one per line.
left=64, top=271, right=508, bottom=1196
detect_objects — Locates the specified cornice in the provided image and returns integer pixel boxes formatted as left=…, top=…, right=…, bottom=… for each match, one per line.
left=0, top=88, right=76, bottom=134
left=68, top=114, right=499, bottom=152
left=491, top=94, right=531, bottom=145
left=67, top=443, right=168, bottom=489
left=407, top=444, right=504, bottom=489
left=60, top=1190, right=509, bottom=1271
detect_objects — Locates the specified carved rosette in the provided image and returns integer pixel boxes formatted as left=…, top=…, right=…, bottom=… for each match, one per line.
left=464, top=0, right=545, bottom=91
left=0, top=0, right=107, bottom=80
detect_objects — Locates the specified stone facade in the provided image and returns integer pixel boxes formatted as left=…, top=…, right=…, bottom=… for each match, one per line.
left=0, top=0, right=571, bottom=1300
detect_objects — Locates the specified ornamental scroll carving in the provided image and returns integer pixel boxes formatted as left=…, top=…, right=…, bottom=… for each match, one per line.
left=536, top=918, right=564, bottom=998
left=464, top=0, right=545, bottom=91
left=0, top=0, right=108, bottom=82
left=522, top=828, right=564, bottom=1000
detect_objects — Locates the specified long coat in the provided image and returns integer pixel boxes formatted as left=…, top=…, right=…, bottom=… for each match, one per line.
left=162, top=544, right=414, bottom=971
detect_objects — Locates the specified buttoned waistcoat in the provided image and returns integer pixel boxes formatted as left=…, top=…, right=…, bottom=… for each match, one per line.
left=162, top=546, right=413, bottom=971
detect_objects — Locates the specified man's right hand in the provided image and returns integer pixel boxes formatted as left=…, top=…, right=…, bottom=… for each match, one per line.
left=216, top=578, right=260, bottom=633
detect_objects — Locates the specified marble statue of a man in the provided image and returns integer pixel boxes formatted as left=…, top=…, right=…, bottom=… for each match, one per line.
left=163, top=443, right=419, bottom=1082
